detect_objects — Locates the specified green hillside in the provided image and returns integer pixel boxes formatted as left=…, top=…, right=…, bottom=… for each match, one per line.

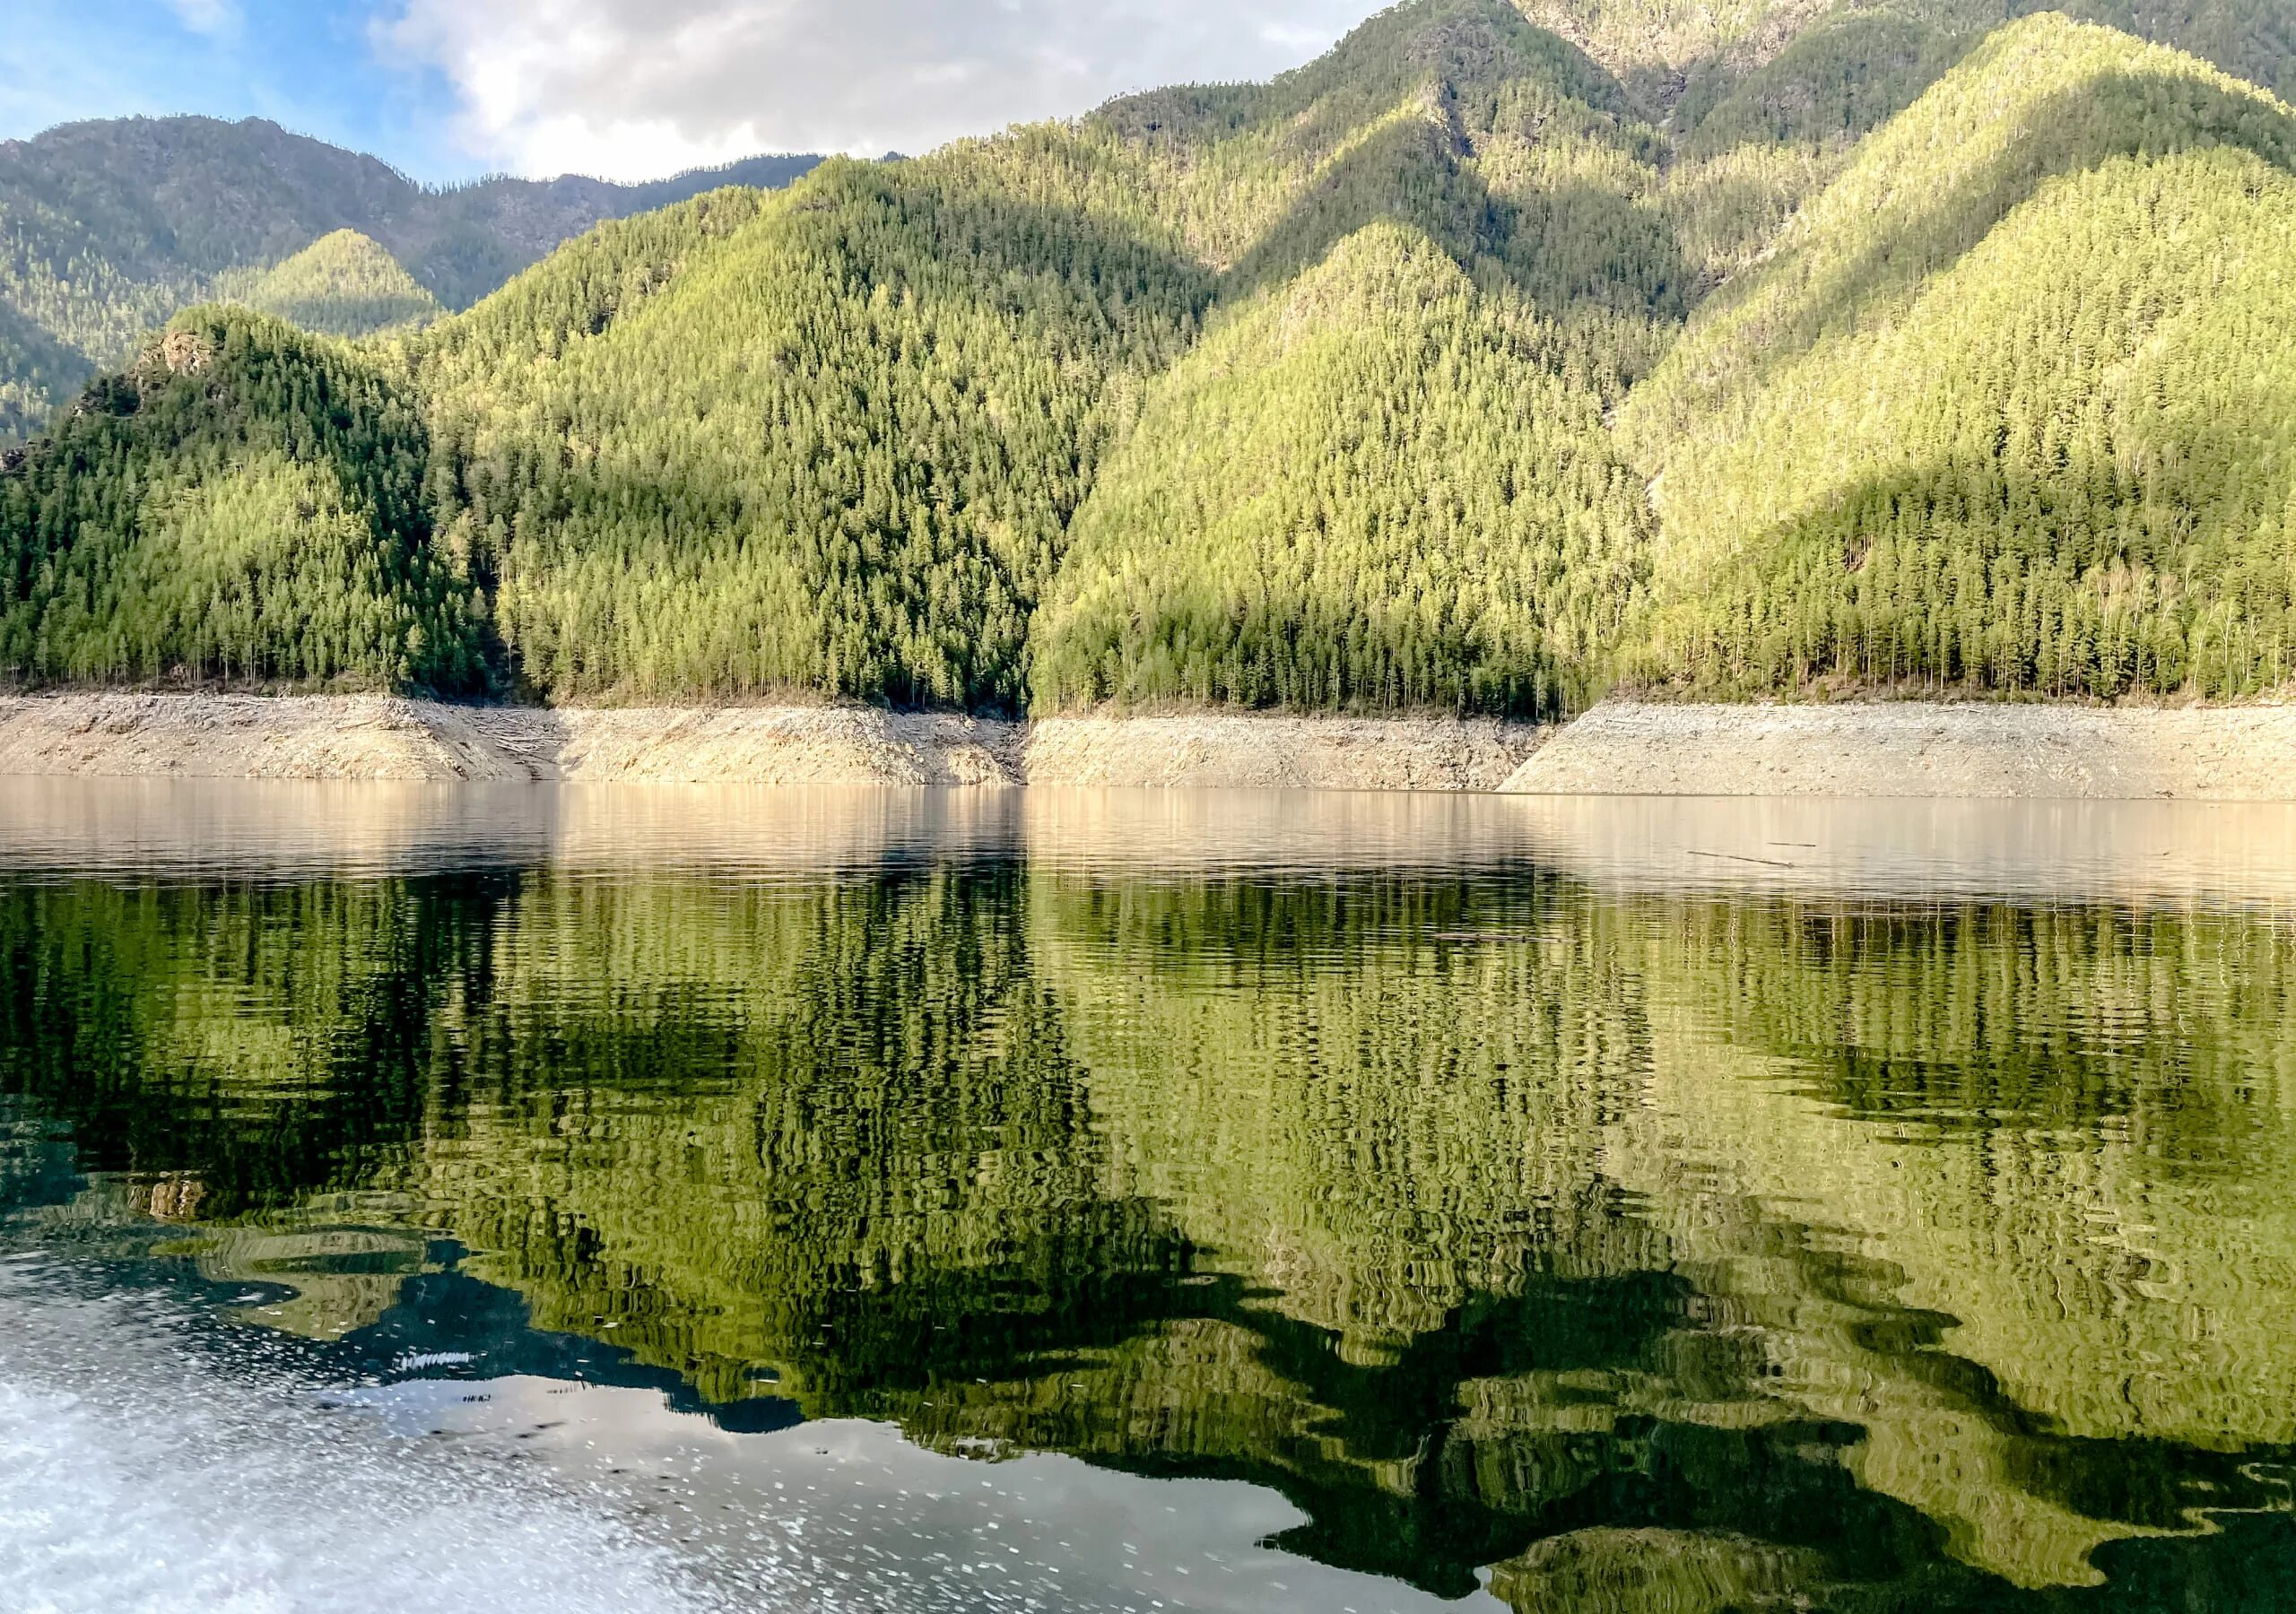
left=0, top=116, right=822, bottom=439
left=411, top=162, right=1206, bottom=706
left=1032, top=223, right=1651, bottom=716
left=1091, top=0, right=1671, bottom=311
left=7, top=2, right=2296, bottom=708
left=213, top=230, right=444, bottom=337
left=1526, top=0, right=2296, bottom=120
left=411, top=0, right=1684, bottom=710
left=1623, top=14, right=2296, bottom=698
left=0, top=308, right=480, bottom=690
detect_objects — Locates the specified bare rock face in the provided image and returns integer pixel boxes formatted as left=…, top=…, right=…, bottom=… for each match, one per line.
left=0, top=696, right=1543, bottom=791
left=1022, top=714, right=1545, bottom=792
left=159, top=328, right=213, bottom=376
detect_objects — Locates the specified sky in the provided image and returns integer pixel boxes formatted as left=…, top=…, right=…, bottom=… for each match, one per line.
left=0, top=0, right=1375, bottom=185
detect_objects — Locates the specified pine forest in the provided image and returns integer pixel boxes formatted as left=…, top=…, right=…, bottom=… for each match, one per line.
left=4, top=0, right=2295, bottom=714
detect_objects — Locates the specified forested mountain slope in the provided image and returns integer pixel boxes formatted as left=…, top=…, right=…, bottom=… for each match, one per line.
left=1623, top=14, right=2296, bottom=697
left=212, top=230, right=443, bottom=338
left=1032, top=225, right=1652, bottom=716
left=4, top=1, right=2293, bottom=709
left=406, top=0, right=1674, bottom=709
left=1610, top=0, right=2296, bottom=293
left=0, top=308, right=478, bottom=690
left=1031, top=0, right=1680, bottom=716
left=1088, top=0, right=1672, bottom=321
left=0, top=116, right=822, bottom=438
left=1526, top=0, right=2296, bottom=121
left=408, top=161, right=1207, bottom=706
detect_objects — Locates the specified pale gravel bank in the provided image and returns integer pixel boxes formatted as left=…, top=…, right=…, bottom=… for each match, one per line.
left=1502, top=702, right=2296, bottom=801
left=0, top=694, right=1543, bottom=791
left=5, top=693, right=2293, bottom=797
left=1022, top=715, right=1536, bottom=791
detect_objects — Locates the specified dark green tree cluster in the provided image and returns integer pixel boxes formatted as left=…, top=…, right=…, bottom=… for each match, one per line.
left=1032, top=223, right=1651, bottom=716
left=0, top=307, right=481, bottom=690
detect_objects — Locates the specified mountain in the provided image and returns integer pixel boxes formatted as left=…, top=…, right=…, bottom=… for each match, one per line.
left=0, top=115, right=823, bottom=438
left=1030, top=0, right=1675, bottom=717
left=1031, top=223, right=1651, bottom=717
left=410, top=0, right=1683, bottom=710
left=412, top=161, right=1206, bottom=707
left=1525, top=0, right=2296, bottom=124
left=0, top=308, right=478, bottom=690
left=3, top=0, right=2292, bottom=707
left=212, top=230, right=444, bottom=337
left=1623, top=13, right=2296, bottom=699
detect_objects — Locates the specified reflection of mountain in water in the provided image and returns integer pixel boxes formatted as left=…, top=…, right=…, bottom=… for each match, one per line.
left=5, top=856, right=2296, bottom=1608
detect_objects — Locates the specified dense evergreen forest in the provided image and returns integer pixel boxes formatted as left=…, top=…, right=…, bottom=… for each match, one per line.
left=4, top=0, right=2294, bottom=707
left=1033, top=224, right=1652, bottom=716
left=209, top=230, right=446, bottom=338
left=0, top=308, right=479, bottom=689
left=1626, top=16, right=2296, bottom=697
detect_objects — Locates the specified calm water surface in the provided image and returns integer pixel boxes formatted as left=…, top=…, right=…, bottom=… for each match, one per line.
left=4, top=782, right=2296, bottom=1612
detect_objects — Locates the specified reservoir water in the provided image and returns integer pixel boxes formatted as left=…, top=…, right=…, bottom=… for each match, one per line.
left=4, top=782, right=2295, bottom=1612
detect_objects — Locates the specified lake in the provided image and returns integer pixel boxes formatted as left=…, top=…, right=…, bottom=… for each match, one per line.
left=4, top=782, right=2295, bottom=1612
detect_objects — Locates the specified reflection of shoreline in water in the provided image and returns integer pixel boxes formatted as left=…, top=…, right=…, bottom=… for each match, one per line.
left=5, top=794, right=2296, bottom=1608
left=5, top=777, right=2296, bottom=914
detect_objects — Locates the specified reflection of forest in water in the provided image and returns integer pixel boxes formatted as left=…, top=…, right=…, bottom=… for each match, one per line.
left=4, top=863, right=2295, bottom=1610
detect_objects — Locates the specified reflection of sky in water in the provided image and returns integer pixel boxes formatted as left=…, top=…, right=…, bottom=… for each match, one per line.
left=0, top=1261, right=1483, bottom=1613
left=4, top=783, right=2296, bottom=1611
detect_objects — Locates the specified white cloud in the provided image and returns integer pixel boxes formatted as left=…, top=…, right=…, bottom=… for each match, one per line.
left=373, top=0, right=1374, bottom=180
left=164, top=0, right=242, bottom=37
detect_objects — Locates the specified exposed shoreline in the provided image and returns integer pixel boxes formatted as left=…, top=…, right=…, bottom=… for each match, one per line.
left=0, top=694, right=1541, bottom=792
left=1499, top=701, right=2296, bottom=800
left=1, top=692, right=2292, bottom=799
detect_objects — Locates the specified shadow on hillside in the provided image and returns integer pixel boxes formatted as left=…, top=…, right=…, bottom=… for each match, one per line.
left=1639, top=431, right=2295, bottom=699
left=1681, top=9, right=1973, bottom=158
left=1688, top=52, right=2296, bottom=376
left=1220, top=109, right=1688, bottom=324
